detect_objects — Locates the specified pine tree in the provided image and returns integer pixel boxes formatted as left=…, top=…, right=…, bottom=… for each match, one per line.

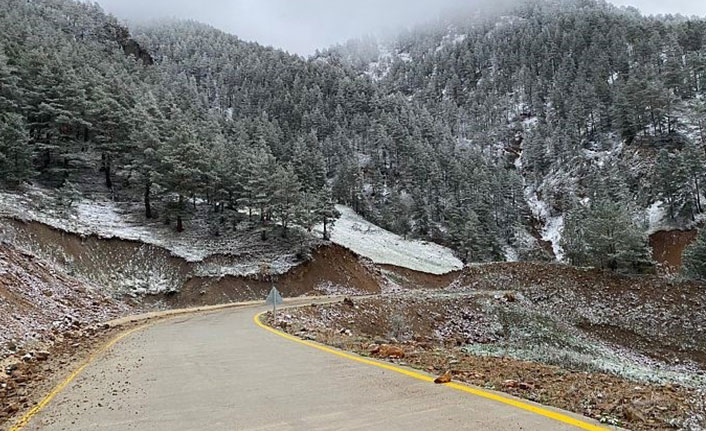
left=655, top=149, right=689, bottom=220
left=682, top=141, right=705, bottom=216
left=565, top=199, right=651, bottom=271
left=271, top=164, right=301, bottom=237
left=0, top=113, right=34, bottom=186
left=317, top=186, right=340, bottom=240
left=682, top=228, right=706, bottom=280
left=293, top=191, right=320, bottom=234
left=561, top=205, right=589, bottom=266
left=157, top=118, right=208, bottom=231
left=128, top=99, right=163, bottom=219
left=0, top=47, right=21, bottom=113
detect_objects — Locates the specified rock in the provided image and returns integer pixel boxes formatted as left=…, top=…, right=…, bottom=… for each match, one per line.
left=624, top=407, right=647, bottom=423
left=6, top=403, right=19, bottom=415
left=343, top=297, right=355, bottom=307
left=34, top=351, right=50, bottom=361
left=503, top=379, right=518, bottom=388
left=372, top=344, right=405, bottom=359
left=11, top=370, right=27, bottom=384
left=434, top=371, right=452, bottom=384
left=518, top=382, right=534, bottom=390
left=21, top=353, right=32, bottom=362
left=502, top=380, right=533, bottom=390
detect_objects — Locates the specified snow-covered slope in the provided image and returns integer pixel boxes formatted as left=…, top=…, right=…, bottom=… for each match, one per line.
left=320, top=205, right=463, bottom=274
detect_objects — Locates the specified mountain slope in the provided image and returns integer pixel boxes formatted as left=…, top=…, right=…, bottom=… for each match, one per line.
left=323, top=0, right=706, bottom=267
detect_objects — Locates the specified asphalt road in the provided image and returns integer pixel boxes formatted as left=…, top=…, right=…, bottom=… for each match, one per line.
left=22, top=305, right=611, bottom=431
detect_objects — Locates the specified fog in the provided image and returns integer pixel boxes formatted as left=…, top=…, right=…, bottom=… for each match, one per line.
left=95, top=0, right=706, bottom=55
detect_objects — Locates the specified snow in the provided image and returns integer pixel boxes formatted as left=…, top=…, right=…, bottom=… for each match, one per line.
left=319, top=205, right=463, bottom=275
left=0, top=186, right=305, bottom=278
left=646, top=200, right=667, bottom=234
left=502, top=245, right=519, bottom=262
left=526, top=190, right=565, bottom=260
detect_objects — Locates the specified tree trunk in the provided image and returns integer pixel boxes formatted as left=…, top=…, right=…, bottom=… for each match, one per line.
left=176, top=215, right=183, bottom=232
left=696, top=177, right=702, bottom=213
left=323, top=219, right=328, bottom=240
left=103, top=153, right=112, bottom=189
left=144, top=182, right=152, bottom=219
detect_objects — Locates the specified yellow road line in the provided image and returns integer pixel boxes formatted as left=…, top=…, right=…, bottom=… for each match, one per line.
left=8, top=323, right=152, bottom=431
left=254, top=312, right=611, bottom=431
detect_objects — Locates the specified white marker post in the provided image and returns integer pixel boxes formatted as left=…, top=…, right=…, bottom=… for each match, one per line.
left=265, top=286, right=284, bottom=324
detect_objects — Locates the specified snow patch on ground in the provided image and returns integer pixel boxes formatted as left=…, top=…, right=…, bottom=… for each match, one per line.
left=526, top=190, right=565, bottom=260
left=318, top=205, right=463, bottom=275
left=0, top=185, right=306, bottom=279
left=502, top=245, right=519, bottom=262
left=646, top=200, right=668, bottom=234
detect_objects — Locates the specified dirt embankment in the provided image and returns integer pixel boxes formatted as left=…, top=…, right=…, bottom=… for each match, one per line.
left=173, top=244, right=383, bottom=307
left=2, top=218, right=194, bottom=296
left=0, top=240, right=135, bottom=424
left=0, top=241, right=131, bottom=356
left=649, top=229, right=698, bottom=273
left=454, top=262, right=706, bottom=367
left=1, top=218, right=386, bottom=305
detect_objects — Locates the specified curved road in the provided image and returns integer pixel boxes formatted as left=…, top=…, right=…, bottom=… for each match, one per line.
left=21, top=304, right=612, bottom=431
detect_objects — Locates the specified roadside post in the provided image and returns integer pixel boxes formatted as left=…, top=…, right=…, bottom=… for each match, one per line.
left=265, top=286, right=284, bottom=324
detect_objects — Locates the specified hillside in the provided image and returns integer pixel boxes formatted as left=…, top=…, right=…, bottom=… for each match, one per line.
left=2, top=0, right=705, bottom=271
left=323, top=0, right=706, bottom=268
left=0, top=241, right=130, bottom=357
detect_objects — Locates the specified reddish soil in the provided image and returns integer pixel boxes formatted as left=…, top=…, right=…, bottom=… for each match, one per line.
left=649, top=229, right=698, bottom=274
left=454, top=262, right=706, bottom=367
left=174, top=244, right=383, bottom=307
left=0, top=241, right=137, bottom=427
left=0, top=242, right=132, bottom=356
left=4, top=218, right=386, bottom=307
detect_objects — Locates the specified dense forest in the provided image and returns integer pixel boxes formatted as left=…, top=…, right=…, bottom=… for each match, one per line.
left=325, top=0, right=706, bottom=270
left=1, top=0, right=706, bottom=273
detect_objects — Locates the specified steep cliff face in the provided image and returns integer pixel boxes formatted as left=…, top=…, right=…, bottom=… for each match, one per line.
left=104, top=22, right=154, bottom=65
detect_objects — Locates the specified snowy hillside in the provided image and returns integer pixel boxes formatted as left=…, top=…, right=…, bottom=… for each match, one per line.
left=319, top=205, right=463, bottom=274
left=0, top=186, right=314, bottom=277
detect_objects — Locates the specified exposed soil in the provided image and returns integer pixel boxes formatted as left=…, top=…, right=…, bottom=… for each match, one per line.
left=453, top=262, right=706, bottom=369
left=272, top=295, right=706, bottom=431
left=0, top=323, right=127, bottom=428
left=649, top=229, right=698, bottom=274
left=2, top=218, right=384, bottom=305
left=0, top=241, right=132, bottom=358
left=172, top=244, right=383, bottom=307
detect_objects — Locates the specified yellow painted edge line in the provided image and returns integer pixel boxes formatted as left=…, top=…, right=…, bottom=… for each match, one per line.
left=254, top=311, right=611, bottom=431
left=8, top=323, right=152, bottom=431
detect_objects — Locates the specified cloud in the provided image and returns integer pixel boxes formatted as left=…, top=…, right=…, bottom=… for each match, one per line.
left=95, top=0, right=706, bottom=56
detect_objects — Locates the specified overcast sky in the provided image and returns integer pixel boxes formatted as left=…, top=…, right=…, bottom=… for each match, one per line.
left=95, top=0, right=706, bottom=56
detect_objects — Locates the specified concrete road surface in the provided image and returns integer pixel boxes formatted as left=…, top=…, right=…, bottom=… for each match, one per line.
left=22, top=305, right=611, bottom=431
